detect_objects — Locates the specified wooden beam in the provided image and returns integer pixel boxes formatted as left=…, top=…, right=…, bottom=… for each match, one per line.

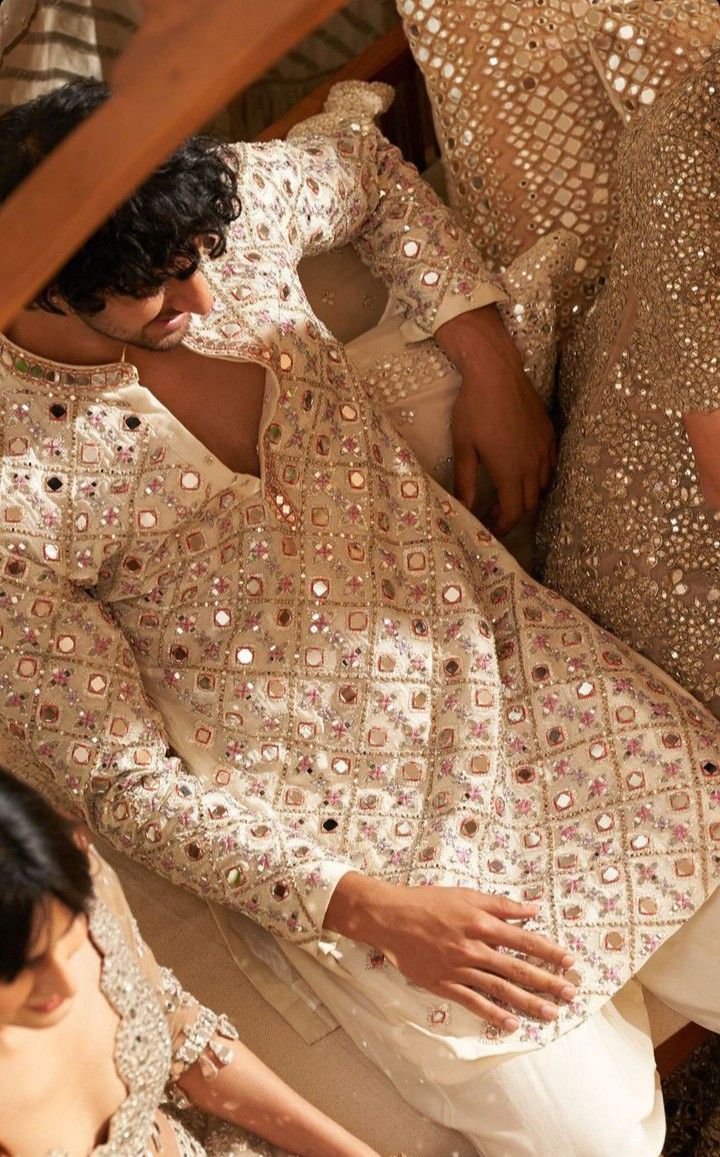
left=257, top=23, right=412, bottom=141
left=0, top=0, right=348, bottom=331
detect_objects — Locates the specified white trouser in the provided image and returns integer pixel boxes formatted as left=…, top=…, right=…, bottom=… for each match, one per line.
left=285, top=887, right=720, bottom=1157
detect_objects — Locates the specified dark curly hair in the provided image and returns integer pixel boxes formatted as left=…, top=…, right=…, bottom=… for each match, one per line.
left=0, top=79, right=241, bottom=314
left=0, top=768, right=93, bottom=982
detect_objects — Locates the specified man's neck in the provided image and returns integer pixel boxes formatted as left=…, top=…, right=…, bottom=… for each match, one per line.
left=4, top=310, right=125, bottom=367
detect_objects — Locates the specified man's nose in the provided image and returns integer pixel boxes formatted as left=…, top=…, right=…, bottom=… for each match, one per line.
left=167, top=269, right=214, bottom=316
left=39, top=953, right=77, bottom=1002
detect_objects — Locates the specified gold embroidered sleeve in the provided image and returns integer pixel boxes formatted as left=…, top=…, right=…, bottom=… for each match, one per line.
left=629, top=64, right=720, bottom=414
left=286, top=80, right=507, bottom=340
left=0, top=553, right=354, bottom=946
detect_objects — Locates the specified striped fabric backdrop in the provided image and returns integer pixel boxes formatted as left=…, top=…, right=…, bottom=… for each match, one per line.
left=0, top=1, right=399, bottom=131
left=225, top=0, right=399, bottom=138
left=0, top=0, right=141, bottom=109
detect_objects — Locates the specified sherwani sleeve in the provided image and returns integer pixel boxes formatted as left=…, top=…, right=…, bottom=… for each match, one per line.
left=0, top=549, right=353, bottom=948
left=282, top=80, right=507, bottom=342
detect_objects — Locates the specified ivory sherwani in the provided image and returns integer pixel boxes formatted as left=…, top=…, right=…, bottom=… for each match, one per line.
left=1, top=84, right=720, bottom=1067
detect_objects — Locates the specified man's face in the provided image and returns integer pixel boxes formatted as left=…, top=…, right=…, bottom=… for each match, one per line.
left=77, top=267, right=214, bottom=353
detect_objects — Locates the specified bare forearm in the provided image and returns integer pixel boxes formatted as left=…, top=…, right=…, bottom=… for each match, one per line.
left=435, top=303, right=521, bottom=373
left=434, top=303, right=555, bottom=525
left=178, top=1038, right=379, bottom=1157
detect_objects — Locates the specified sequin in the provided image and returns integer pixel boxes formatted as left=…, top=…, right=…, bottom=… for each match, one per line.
left=43, top=854, right=278, bottom=1157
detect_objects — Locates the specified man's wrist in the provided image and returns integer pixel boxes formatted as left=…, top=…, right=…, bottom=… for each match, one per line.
left=322, top=871, right=393, bottom=943
left=435, top=303, right=522, bottom=377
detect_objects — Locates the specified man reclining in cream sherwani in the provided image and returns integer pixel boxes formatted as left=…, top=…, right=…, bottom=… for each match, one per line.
left=0, top=77, right=719, bottom=1157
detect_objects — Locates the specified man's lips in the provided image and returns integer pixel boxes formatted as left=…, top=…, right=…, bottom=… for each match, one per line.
left=28, top=994, right=65, bottom=1013
left=150, top=311, right=187, bottom=331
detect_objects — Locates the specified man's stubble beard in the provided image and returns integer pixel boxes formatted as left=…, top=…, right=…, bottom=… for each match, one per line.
left=78, top=310, right=190, bottom=353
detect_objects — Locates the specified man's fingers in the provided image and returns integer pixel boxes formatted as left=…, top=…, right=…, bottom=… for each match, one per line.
left=441, top=983, right=519, bottom=1031
left=455, top=970, right=562, bottom=1022
left=483, top=917, right=574, bottom=969
left=452, top=442, right=477, bottom=509
left=493, top=481, right=524, bottom=535
left=491, top=449, right=555, bottom=533
left=475, top=894, right=540, bottom=921
left=469, top=896, right=574, bottom=968
left=478, top=953, right=577, bottom=1003
left=522, top=473, right=540, bottom=514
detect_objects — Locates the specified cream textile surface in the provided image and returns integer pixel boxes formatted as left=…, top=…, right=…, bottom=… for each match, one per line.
left=0, top=83, right=694, bottom=1147
left=0, top=171, right=688, bottom=1157
left=105, top=231, right=682, bottom=1156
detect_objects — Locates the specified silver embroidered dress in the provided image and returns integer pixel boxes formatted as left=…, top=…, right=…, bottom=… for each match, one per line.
left=45, top=852, right=287, bottom=1157
left=1, top=85, right=720, bottom=1062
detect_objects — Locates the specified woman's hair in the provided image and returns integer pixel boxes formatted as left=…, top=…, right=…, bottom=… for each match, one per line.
left=0, top=768, right=93, bottom=982
left=0, top=79, right=241, bottom=314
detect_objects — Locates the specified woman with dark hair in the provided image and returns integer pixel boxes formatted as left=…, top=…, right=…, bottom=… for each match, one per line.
left=0, top=767, right=381, bottom=1157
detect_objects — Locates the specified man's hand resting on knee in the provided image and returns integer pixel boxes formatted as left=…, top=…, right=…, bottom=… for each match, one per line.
left=324, top=873, right=577, bottom=1033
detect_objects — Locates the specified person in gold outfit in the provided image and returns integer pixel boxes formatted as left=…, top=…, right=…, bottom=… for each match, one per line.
left=539, top=53, right=720, bottom=716
left=396, top=2, right=720, bottom=716
left=396, top=0, right=720, bottom=326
